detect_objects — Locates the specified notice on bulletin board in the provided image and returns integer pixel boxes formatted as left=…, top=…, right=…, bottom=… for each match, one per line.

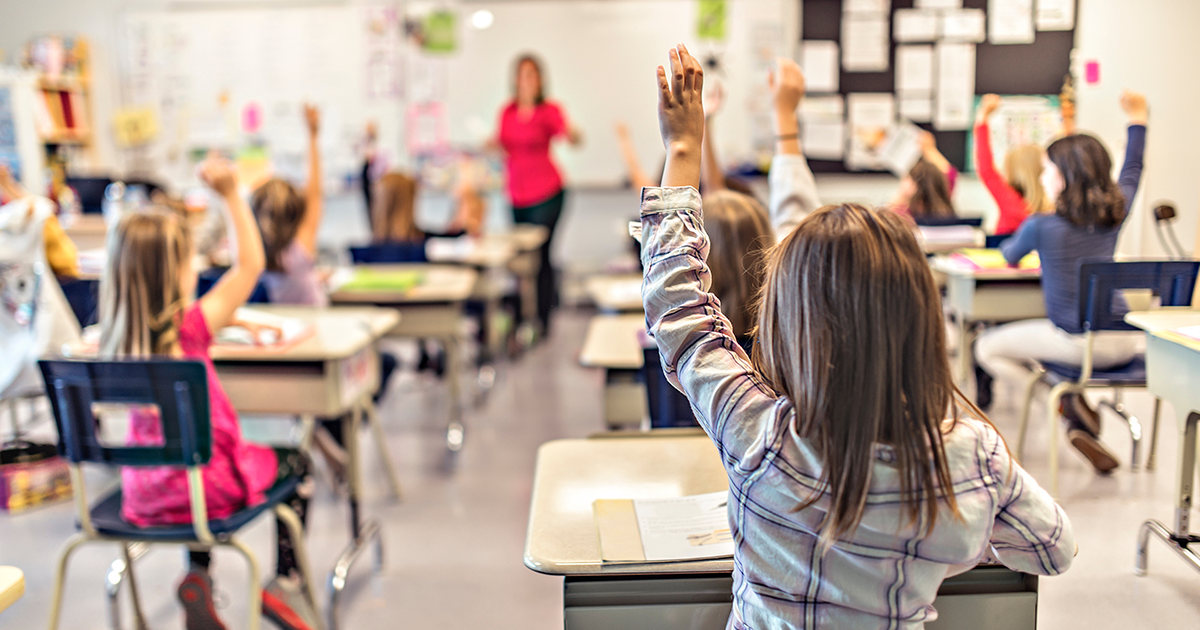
left=697, top=0, right=727, bottom=40
left=0, top=88, right=21, bottom=181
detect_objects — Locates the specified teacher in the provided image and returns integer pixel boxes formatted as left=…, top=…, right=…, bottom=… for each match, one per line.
left=495, top=53, right=581, bottom=338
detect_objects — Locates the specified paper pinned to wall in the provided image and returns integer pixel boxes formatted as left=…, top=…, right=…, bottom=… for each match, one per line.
left=846, top=93, right=895, bottom=171
left=842, top=15, right=890, bottom=72
left=843, top=0, right=890, bottom=13
left=802, top=121, right=847, bottom=160
left=1035, top=0, right=1075, bottom=30
left=894, top=9, right=939, bottom=42
left=898, top=95, right=933, bottom=123
left=802, top=41, right=840, bottom=93
left=989, top=0, right=1035, bottom=44
left=934, top=43, right=975, bottom=130
left=800, top=95, right=845, bottom=119
left=941, top=9, right=986, bottom=43
left=915, top=0, right=962, bottom=8
left=896, top=45, right=934, bottom=93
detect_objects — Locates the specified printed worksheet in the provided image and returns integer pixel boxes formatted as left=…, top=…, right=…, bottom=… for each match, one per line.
left=633, top=491, right=734, bottom=562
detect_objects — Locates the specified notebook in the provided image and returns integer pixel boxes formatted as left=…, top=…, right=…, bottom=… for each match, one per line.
left=335, top=268, right=423, bottom=293
left=595, top=491, right=734, bottom=563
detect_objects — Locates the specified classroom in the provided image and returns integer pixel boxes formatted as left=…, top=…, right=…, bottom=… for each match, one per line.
left=1, top=0, right=1199, bottom=628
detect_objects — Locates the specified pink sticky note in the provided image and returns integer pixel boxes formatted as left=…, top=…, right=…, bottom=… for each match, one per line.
left=1085, top=61, right=1101, bottom=86
left=241, top=102, right=263, bottom=134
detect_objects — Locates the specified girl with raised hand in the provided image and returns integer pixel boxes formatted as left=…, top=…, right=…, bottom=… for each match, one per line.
left=974, top=94, right=1052, bottom=236
left=641, top=43, right=1073, bottom=629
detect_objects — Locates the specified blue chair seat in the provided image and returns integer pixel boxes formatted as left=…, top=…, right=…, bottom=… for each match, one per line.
left=87, top=476, right=299, bottom=540
left=1042, top=356, right=1147, bottom=386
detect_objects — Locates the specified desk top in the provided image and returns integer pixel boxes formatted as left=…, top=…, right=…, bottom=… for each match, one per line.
left=929, top=254, right=1042, bottom=281
left=524, top=436, right=730, bottom=576
left=211, top=305, right=398, bottom=363
left=1126, top=309, right=1200, bottom=353
left=585, top=274, right=643, bottom=312
left=580, top=313, right=645, bottom=370
left=329, top=264, right=478, bottom=305
left=426, top=225, right=549, bottom=268
left=0, top=566, right=24, bottom=613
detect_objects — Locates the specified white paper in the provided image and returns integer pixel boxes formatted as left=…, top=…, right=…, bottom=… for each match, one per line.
left=896, top=45, right=934, bottom=92
left=941, top=9, right=987, bottom=43
left=989, top=0, right=1035, bottom=44
left=633, top=491, right=734, bottom=562
left=894, top=9, right=939, bottom=42
left=802, top=121, right=847, bottom=160
left=875, top=122, right=926, bottom=177
left=1035, top=0, right=1075, bottom=30
left=847, top=93, right=895, bottom=170
left=915, top=0, right=962, bottom=8
left=802, top=41, right=840, bottom=93
left=844, top=0, right=891, bottom=14
left=898, top=95, right=934, bottom=122
left=800, top=95, right=846, bottom=119
left=842, top=15, right=890, bottom=72
left=934, top=43, right=976, bottom=130
left=217, top=308, right=310, bottom=346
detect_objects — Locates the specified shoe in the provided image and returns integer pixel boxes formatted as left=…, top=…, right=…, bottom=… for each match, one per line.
left=974, top=364, right=994, bottom=412
left=1067, top=428, right=1120, bottom=474
left=263, top=575, right=318, bottom=630
left=178, top=569, right=228, bottom=630
left=1059, top=393, right=1101, bottom=437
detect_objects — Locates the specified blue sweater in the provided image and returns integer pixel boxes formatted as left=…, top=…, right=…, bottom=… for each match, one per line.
left=1000, top=125, right=1146, bottom=334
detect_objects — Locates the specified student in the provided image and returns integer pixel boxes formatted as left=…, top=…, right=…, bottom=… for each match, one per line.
left=0, top=165, right=79, bottom=279
left=974, top=94, right=1051, bottom=236
left=974, top=91, right=1149, bottom=473
left=643, top=44, right=1074, bottom=628
left=98, top=155, right=318, bottom=630
left=888, top=133, right=958, bottom=221
left=765, top=57, right=822, bottom=240
left=372, top=171, right=422, bottom=243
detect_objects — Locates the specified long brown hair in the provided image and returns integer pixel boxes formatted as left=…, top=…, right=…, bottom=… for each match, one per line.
left=1046, top=134, right=1126, bottom=228
left=513, top=54, right=546, bottom=105
left=99, top=210, right=192, bottom=357
left=372, top=172, right=422, bottom=242
left=752, top=203, right=960, bottom=547
left=906, top=160, right=956, bottom=219
left=251, top=178, right=305, bottom=272
left=1004, top=145, right=1051, bottom=214
left=704, top=190, right=772, bottom=339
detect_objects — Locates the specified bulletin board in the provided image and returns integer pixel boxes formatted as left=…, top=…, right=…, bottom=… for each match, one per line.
left=800, top=0, right=1077, bottom=173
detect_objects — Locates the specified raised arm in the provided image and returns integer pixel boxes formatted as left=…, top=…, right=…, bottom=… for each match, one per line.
left=974, top=95, right=1028, bottom=234
left=294, top=104, right=323, bottom=256
left=700, top=83, right=726, bottom=193
left=999, top=216, right=1039, bottom=266
left=1117, top=90, right=1148, bottom=214
left=767, top=57, right=821, bottom=240
left=614, top=122, right=656, bottom=189
left=198, top=156, right=266, bottom=333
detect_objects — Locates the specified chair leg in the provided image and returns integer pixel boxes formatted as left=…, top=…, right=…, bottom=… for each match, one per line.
left=106, top=555, right=125, bottom=630
left=362, top=399, right=403, bottom=500
left=224, top=538, right=262, bottom=630
left=1046, top=383, right=1073, bottom=499
left=275, top=504, right=325, bottom=630
left=47, top=534, right=90, bottom=630
left=1147, top=398, right=1163, bottom=471
left=1017, top=368, right=1045, bottom=462
left=120, top=544, right=149, bottom=630
left=1097, top=393, right=1142, bottom=472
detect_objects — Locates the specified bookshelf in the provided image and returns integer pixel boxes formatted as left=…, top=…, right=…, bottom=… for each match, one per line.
left=23, top=36, right=94, bottom=196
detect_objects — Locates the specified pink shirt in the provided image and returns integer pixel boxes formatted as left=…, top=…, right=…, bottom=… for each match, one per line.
left=121, top=304, right=278, bottom=527
left=498, top=101, right=567, bottom=208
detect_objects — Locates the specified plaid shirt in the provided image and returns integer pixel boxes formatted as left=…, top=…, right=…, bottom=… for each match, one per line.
left=640, top=186, right=1074, bottom=630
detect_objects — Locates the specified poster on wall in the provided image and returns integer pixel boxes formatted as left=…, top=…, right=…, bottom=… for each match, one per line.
left=969, top=95, right=1063, bottom=172
left=0, top=88, right=22, bottom=182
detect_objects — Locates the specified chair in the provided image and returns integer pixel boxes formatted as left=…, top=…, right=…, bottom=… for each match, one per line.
left=38, top=359, right=322, bottom=630
left=1016, top=260, right=1200, bottom=497
left=349, top=242, right=428, bottom=264
left=642, top=347, right=699, bottom=429
left=913, top=216, right=983, bottom=228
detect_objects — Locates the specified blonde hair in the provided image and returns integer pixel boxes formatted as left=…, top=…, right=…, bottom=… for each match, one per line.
left=372, top=172, right=422, bottom=242
left=704, top=190, right=773, bottom=339
left=98, top=210, right=192, bottom=358
left=752, top=204, right=962, bottom=549
left=251, top=178, right=305, bottom=272
left=1004, top=145, right=1051, bottom=214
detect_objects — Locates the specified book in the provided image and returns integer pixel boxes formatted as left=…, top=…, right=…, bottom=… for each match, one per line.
left=949, top=248, right=1040, bottom=272
left=594, top=491, right=734, bottom=563
left=335, top=268, right=423, bottom=293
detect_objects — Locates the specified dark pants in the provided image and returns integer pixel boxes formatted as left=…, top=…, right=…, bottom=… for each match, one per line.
left=512, top=189, right=566, bottom=335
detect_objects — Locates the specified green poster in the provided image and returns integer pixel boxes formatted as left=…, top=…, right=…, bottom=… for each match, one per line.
left=423, top=10, right=457, bottom=53
left=697, top=0, right=726, bottom=41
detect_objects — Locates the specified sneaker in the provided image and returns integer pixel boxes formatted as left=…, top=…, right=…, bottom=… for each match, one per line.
left=1067, top=428, right=1120, bottom=474
left=262, top=575, right=318, bottom=630
left=178, top=569, right=228, bottom=630
left=1060, top=393, right=1101, bottom=437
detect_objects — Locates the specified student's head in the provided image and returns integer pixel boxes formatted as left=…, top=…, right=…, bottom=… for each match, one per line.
left=251, top=178, right=305, bottom=273
left=373, top=172, right=421, bottom=242
left=1003, top=145, right=1051, bottom=214
left=99, top=210, right=194, bottom=358
left=901, top=160, right=955, bottom=219
left=513, top=54, right=545, bottom=106
left=752, top=203, right=959, bottom=546
left=1043, top=134, right=1126, bottom=228
left=704, top=190, right=772, bottom=339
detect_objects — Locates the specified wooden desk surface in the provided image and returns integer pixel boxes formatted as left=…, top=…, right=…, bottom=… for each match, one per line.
left=585, top=274, right=643, bottom=312
left=211, top=305, right=399, bottom=363
left=929, top=255, right=1042, bottom=281
left=580, top=313, right=645, bottom=370
left=0, top=566, right=24, bottom=613
left=329, top=264, right=478, bottom=305
left=425, top=225, right=550, bottom=268
left=524, top=436, right=729, bottom=576
left=1126, top=309, right=1200, bottom=353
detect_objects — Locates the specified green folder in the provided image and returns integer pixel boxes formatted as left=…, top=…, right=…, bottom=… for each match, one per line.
left=340, top=269, right=423, bottom=293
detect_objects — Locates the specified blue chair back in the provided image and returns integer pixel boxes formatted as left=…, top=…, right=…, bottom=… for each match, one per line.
left=59, top=277, right=99, bottom=327
left=350, top=242, right=428, bottom=264
left=196, top=268, right=270, bottom=303
left=1078, top=260, right=1200, bottom=332
left=914, top=216, right=983, bottom=228
left=984, top=234, right=1008, bottom=249
left=38, top=359, right=212, bottom=468
left=642, top=347, right=699, bottom=429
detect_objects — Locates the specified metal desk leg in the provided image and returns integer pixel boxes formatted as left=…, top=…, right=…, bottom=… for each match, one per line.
left=362, top=398, right=403, bottom=499
left=327, top=402, right=386, bottom=630
left=1136, top=411, right=1200, bottom=575
left=444, top=333, right=466, bottom=452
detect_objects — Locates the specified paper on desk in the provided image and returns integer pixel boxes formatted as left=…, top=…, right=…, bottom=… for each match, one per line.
left=842, top=14, right=889, bottom=72
left=934, top=43, right=976, bottom=130
left=894, top=9, right=939, bottom=42
left=941, top=9, right=986, bottom=43
left=635, top=491, right=734, bottom=562
left=1171, top=325, right=1200, bottom=343
left=801, top=41, right=840, bottom=93
left=216, top=308, right=313, bottom=349
left=896, top=45, right=934, bottom=93
left=1035, top=0, right=1075, bottom=30
left=989, top=0, right=1035, bottom=44
left=951, top=248, right=1040, bottom=271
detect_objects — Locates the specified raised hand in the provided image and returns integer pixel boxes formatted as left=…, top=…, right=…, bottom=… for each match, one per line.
left=978, top=94, right=1001, bottom=122
left=1119, top=90, right=1148, bottom=125
left=656, top=44, right=705, bottom=189
left=768, top=57, right=805, bottom=116
left=199, top=153, right=237, bottom=198
left=304, top=103, right=321, bottom=137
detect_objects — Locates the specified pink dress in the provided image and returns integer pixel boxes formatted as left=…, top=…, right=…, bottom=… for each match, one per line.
left=121, top=304, right=278, bottom=527
left=498, top=101, right=568, bottom=208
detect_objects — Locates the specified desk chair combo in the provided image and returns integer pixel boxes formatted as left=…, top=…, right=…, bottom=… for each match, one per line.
left=39, top=359, right=323, bottom=630
left=1015, top=260, right=1200, bottom=497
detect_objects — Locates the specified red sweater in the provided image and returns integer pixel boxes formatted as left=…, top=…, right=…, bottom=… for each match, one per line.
left=974, top=122, right=1030, bottom=236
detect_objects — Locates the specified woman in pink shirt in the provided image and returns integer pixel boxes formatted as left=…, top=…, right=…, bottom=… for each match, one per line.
left=495, top=54, right=581, bottom=336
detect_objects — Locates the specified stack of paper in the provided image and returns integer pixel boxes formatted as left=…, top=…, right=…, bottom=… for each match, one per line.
left=918, top=225, right=983, bottom=250
left=216, top=308, right=313, bottom=349
left=595, top=491, right=734, bottom=563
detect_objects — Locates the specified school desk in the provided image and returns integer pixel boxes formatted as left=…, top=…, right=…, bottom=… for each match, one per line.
left=580, top=313, right=647, bottom=429
left=62, top=214, right=107, bottom=251
left=929, top=255, right=1044, bottom=386
left=585, top=273, right=643, bottom=313
left=1127, top=309, right=1200, bottom=575
left=329, top=264, right=478, bottom=452
left=0, top=566, right=23, bottom=613
left=524, top=435, right=1039, bottom=630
